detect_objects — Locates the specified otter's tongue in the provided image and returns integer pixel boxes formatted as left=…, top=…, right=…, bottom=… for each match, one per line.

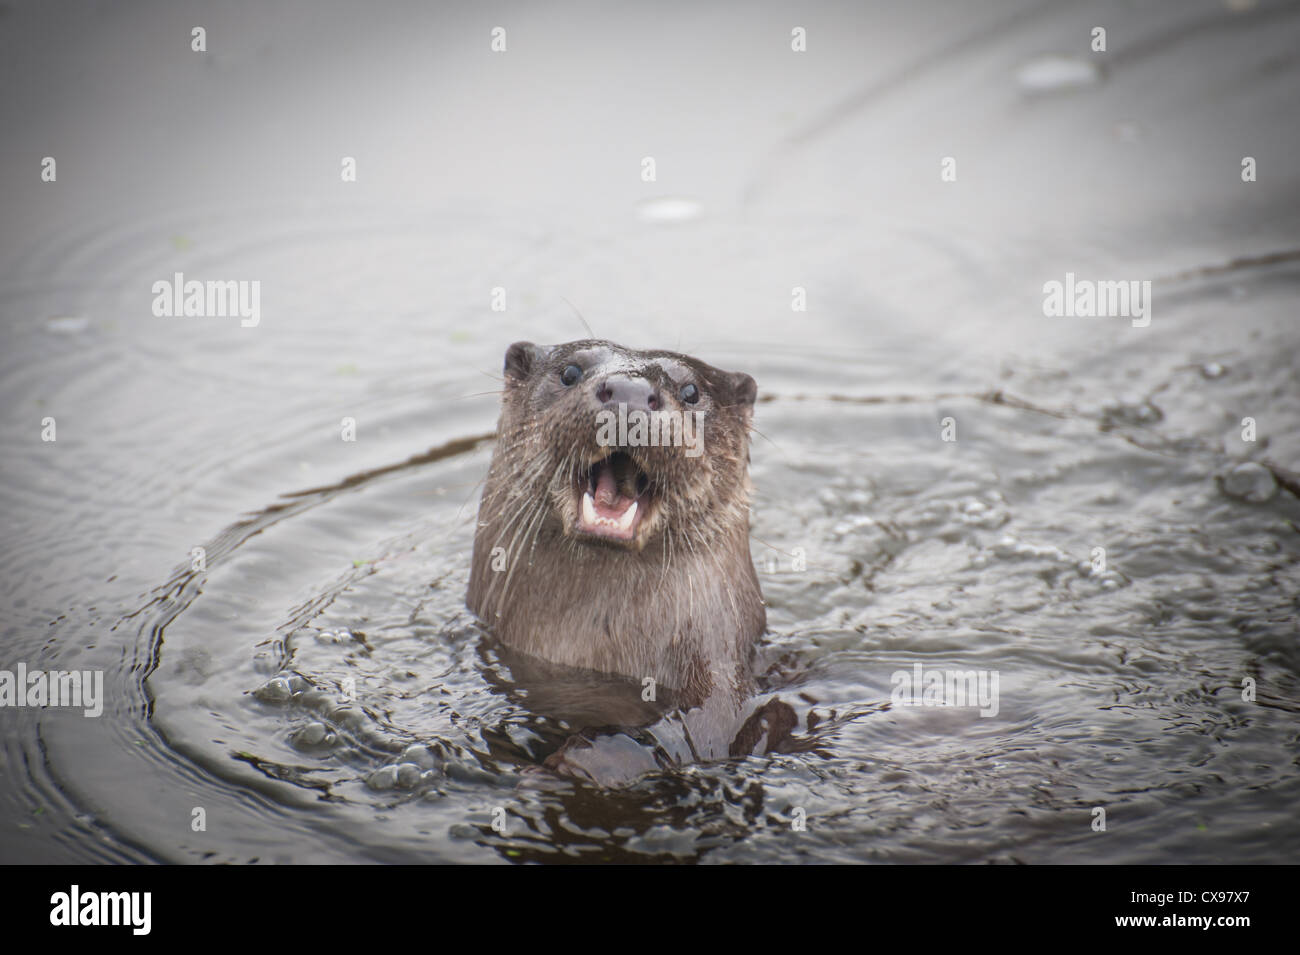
left=580, top=460, right=639, bottom=539
left=594, top=464, right=623, bottom=509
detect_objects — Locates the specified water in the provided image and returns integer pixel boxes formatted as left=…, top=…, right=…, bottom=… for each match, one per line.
left=1, top=0, right=1298, bottom=864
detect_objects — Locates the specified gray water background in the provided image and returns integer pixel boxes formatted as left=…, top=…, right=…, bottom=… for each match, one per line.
left=1, top=0, right=1298, bottom=863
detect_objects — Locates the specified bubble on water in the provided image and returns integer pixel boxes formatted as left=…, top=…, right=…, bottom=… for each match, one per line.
left=1199, top=362, right=1227, bottom=380
left=845, top=489, right=873, bottom=509
left=292, top=721, right=333, bottom=748
left=957, top=496, right=1010, bottom=529
left=44, top=315, right=89, bottom=334
left=298, top=688, right=331, bottom=709
left=1100, top=399, right=1163, bottom=428
left=367, top=766, right=399, bottom=791
left=253, top=676, right=294, bottom=703
left=401, top=744, right=437, bottom=769
left=832, top=514, right=878, bottom=537
left=1219, top=462, right=1277, bottom=504
left=395, top=763, right=424, bottom=788
left=1015, top=55, right=1101, bottom=93
left=992, top=534, right=1069, bottom=562
left=635, top=197, right=703, bottom=223
left=330, top=706, right=367, bottom=731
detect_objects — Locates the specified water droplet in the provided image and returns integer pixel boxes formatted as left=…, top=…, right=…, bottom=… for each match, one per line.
left=44, top=315, right=89, bottom=334
left=253, top=676, right=293, bottom=703
left=1199, top=362, right=1227, bottom=379
left=1219, top=462, right=1277, bottom=503
left=395, top=763, right=424, bottom=788
left=293, top=722, right=330, bottom=747
left=635, top=197, right=703, bottom=223
left=1016, top=55, right=1101, bottom=93
left=401, top=744, right=437, bottom=769
left=1101, top=399, right=1163, bottom=428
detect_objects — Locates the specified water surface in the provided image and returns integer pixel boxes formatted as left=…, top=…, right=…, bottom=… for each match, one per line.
left=1, top=0, right=1298, bottom=863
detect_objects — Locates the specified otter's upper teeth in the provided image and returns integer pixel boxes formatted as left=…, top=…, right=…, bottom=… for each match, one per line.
left=617, top=499, right=638, bottom=531
left=582, top=490, right=597, bottom=526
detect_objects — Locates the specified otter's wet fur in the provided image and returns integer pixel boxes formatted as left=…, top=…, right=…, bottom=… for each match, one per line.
left=467, top=339, right=765, bottom=717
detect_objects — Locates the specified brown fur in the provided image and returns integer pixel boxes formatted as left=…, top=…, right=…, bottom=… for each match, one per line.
left=467, top=340, right=765, bottom=712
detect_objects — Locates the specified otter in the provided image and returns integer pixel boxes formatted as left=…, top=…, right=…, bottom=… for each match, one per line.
left=467, top=339, right=777, bottom=781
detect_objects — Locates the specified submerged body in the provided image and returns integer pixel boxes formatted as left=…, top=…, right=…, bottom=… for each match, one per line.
left=467, top=339, right=774, bottom=780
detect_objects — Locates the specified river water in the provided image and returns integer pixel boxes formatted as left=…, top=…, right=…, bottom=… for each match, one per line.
left=2, top=0, right=1298, bottom=863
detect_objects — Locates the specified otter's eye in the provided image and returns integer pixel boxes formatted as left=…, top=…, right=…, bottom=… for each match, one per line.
left=679, top=382, right=699, bottom=404
left=560, top=364, right=583, bottom=386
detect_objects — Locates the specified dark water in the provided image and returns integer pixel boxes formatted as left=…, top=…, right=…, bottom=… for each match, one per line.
left=2, top=0, right=1298, bottom=863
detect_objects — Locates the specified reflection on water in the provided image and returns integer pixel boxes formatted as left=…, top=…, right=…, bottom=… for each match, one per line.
left=1, top=0, right=1298, bottom=863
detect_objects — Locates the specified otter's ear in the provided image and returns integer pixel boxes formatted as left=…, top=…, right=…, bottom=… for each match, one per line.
left=504, top=341, right=548, bottom=381
left=725, top=371, right=757, bottom=406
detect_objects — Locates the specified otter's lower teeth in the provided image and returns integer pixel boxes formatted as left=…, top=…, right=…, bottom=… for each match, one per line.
left=581, top=491, right=638, bottom=534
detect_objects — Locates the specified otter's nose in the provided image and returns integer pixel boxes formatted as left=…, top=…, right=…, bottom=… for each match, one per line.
left=596, top=375, right=661, bottom=413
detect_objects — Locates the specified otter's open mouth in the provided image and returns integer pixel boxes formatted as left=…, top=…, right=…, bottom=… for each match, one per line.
left=576, top=451, right=651, bottom=543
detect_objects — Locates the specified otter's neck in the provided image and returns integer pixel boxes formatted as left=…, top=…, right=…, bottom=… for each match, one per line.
left=469, top=520, right=764, bottom=706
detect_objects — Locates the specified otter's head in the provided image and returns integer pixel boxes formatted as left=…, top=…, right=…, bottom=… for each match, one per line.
left=487, top=339, right=757, bottom=554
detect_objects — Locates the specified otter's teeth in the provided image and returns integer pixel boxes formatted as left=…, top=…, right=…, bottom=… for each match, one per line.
left=580, top=491, right=639, bottom=535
